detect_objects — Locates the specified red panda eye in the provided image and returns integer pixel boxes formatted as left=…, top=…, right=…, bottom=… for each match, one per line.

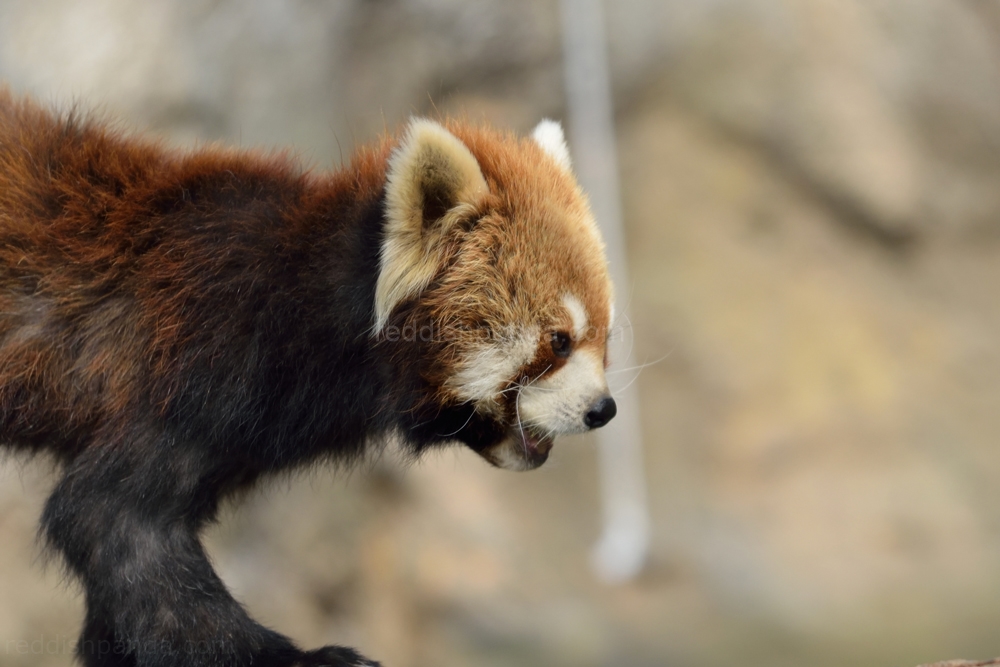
left=550, top=331, right=572, bottom=358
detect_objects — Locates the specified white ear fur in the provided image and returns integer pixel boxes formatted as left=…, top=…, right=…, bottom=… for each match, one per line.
left=375, top=118, right=488, bottom=333
left=532, top=119, right=572, bottom=171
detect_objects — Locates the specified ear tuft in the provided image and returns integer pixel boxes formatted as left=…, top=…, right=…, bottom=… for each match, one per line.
left=532, top=119, right=572, bottom=171
left=375, top=118, right=488, bottom=333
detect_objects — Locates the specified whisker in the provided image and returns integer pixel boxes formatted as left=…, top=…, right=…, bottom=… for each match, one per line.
left=436, top=407, right=477, bottom=438
left=512, top=364, right=552, bottom=457
left=611, top=367, right=647, bottom=395
left=512, top=385, right=559, bottom=393
left=606, top=350, right=673, bottom=375
left=609, top=350, right=674, bottom=395
left=515, top=386, right=528, bottom=457
left=609, top=280, right=637, bottom=334
left=522, top=365, right=552, bottom=388
left=617, top=311, right=637, bottom=365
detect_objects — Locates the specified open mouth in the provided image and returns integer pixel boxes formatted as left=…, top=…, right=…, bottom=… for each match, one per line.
left=512, top=425, right=554, bottom=467
left=472, top=421, right=556, bottom=471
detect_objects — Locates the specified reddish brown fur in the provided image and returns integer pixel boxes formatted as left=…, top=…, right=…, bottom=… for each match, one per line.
left=393, top=121, right=611, bottom=398
left=0, top=88, right=409, bottom=666
left=0, top=87, right=614, bottom=667
left=0, top=87, right=394, bottom=455
left=447, top=120, right=610, bottom=341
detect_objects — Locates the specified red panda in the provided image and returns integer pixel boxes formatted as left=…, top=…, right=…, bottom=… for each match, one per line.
left=0, top=88, right=617, bottom=667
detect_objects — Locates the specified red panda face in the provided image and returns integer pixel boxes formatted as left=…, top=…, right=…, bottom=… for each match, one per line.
left=376, top=118, right=616, bottom=471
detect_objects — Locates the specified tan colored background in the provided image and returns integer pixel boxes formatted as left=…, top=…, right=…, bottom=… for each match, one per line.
left=2, top=1, right=1000, bottom=665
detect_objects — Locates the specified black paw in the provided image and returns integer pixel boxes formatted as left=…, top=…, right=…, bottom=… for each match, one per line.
left=296, top=646, right=381, bottom=667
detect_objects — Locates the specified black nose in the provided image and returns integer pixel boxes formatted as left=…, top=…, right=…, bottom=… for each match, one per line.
left=584, top=396, right=617, bottom=429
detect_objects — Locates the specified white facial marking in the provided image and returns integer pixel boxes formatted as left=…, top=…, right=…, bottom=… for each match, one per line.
left=485, top=439, right=536, bottom=472
left=447, top=326, right=540, bottom=407
left=562, top=293, right=588, bottom=341
left=518, top=348, right=607, bottom=436
left=532, top=119, right=572, bottom=171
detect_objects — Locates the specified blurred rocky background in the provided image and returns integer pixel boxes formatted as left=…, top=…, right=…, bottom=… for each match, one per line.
left=2, top=0, right=1000, bottom=665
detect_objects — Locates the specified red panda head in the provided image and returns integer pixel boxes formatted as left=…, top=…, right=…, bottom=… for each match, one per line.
left=375, top=118, right=616, bottom=471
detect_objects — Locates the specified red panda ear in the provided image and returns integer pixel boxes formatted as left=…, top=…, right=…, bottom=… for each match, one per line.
left=375, top=118, right=489, bottom=333
left=532, top=119, right=572, bottom=171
